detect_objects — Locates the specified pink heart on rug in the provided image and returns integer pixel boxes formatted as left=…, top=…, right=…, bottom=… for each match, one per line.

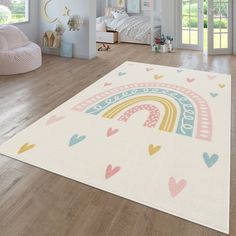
left=107, top=128, right=119, bottom=137
left=208, top=75, right=216, bottom=80
left=146, top=67, right=154, bottom=72
left=46, top=115, right=65, bottom=126
left=105, top=165, right=121, bottom=179
left=168, top=177, right=187, bottom=198
left=104, top=82, right=112, bottom=87
left=186, top=78, right=195, bottom=83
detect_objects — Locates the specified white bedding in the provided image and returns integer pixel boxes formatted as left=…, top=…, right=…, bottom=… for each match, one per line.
left=96, top=15, right=161, bottom=44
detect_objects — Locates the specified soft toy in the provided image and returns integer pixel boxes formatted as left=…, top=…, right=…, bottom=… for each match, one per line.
left=67, top=15, right=83, bottom=31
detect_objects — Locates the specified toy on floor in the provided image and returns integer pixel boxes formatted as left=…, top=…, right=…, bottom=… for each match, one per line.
left=98, top=44, right=111, bottom=52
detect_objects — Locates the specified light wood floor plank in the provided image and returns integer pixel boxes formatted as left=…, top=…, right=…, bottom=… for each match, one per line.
left=0, top=44, right=235, bottom=236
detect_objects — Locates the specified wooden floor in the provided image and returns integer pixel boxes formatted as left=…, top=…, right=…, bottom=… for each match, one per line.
left=0, top=44, right=235, bottom=236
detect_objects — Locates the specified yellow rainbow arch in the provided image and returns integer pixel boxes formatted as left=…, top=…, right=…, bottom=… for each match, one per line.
left=102, top=96, right=177, bottom=132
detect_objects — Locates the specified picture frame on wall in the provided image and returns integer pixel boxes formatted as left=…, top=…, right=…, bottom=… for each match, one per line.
left=141, top=0, right=151, bottom=11
left=127, top=0, right=140, bottom=14
left=117, top=0, right=125, bottom=8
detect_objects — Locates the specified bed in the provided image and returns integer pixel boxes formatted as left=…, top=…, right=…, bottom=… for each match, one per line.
left=96, top=13, right=161, bottom=45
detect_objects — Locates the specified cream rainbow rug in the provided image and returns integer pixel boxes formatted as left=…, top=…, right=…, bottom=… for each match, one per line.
left=0, top=62, right=231, bottom=233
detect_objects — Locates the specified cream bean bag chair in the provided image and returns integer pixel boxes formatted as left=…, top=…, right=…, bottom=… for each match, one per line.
left=0, top=25, right=42, bottom=75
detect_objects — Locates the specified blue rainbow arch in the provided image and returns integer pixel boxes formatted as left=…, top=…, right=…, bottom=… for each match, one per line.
left=72, top=82, right=212, bottom=141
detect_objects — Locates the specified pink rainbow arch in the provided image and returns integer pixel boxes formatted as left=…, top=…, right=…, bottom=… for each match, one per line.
left=72, top=82, right=212, bottom=141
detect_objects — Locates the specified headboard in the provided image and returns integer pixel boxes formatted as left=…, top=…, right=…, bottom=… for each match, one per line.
left=105, top=0, right=155, bottom=14
left=98, top=0, right=160, bottom=19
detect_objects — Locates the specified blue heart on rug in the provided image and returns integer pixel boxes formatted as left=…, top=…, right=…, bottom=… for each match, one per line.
left=203, top=152, right=219, bottom=168
left=69, top=134, right=86, bottom=147
left=210, top=92, right=218, bottom=98
left=118, top=72, right=126, bottom=76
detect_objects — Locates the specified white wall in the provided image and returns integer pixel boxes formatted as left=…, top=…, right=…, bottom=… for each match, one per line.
left=161, top=0, right=177, bottom=47
left=233, top=3, right=236, bottom=54
left=89, top=0, right=96, bottom=58
left=39, top=0, right=96, bottom=59
left=16, top=0, right=39, bottom=43
left=97, top=0, right=105, bottom=17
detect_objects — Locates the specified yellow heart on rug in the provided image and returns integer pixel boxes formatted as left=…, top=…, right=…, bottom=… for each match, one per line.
left=149, top=144, right=161, bottom=156
left=154, top=75, right=164, bottom=80
left=218, top=83, right=225, bottom=88
left=17, top=143, right=35, bottom=155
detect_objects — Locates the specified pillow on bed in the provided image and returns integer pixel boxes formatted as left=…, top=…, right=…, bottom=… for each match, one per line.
left=96, top=16, right=113, bottom=24
left=96, top=17, right=104, bottom=23
left=96, top=22, right=106, bottom=32
left=105, top=7, right=124, bottom=17
left=112, top=10, right=128, bottom=19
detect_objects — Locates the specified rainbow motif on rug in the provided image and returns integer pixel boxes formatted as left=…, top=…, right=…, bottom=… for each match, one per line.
left=72, top=82, right=212, bottom=141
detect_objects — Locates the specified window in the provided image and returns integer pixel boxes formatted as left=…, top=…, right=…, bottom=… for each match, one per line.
left=0, top=0, right=29, bottom=25
left=182, top=0, right=199, bottom=45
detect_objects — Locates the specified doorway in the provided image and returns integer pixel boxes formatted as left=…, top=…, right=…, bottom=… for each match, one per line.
left=208, top=0, right=233, bottom=54
left=177, top=0, right=204, bottom=51
left=177, top=0, right=233, bottom=54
